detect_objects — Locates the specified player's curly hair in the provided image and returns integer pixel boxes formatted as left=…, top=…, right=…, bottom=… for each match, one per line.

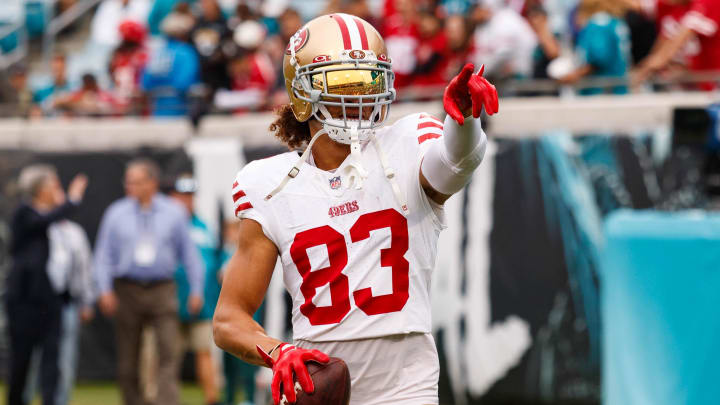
left=269, top=104, right=311, bottom=149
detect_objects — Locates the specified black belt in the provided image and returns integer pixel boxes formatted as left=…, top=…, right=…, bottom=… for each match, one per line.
left=115, top=277, right=173, bottom=288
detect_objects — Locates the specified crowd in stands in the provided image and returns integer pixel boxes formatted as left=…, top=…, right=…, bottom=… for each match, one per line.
left=0, top=0, right=719, bottom=119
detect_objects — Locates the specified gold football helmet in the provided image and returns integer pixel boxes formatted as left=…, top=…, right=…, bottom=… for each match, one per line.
left=283, top=13, right=396, bottom=145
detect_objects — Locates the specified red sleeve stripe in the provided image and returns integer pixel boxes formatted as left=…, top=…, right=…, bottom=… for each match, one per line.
left=232, top=190, right=246, bottom=202
left=418, top=134, right=442, bottom=144
left=420, top=113, right=442, bottom=122
left=354, top=18, right=369, bottom=49
left=234, top=202, right=253, bottom=216
left=232, top=181, right=238, bottom=189
left=331, top=14, right=352, bottom=50
left=418, top=121, right=443, bottom=130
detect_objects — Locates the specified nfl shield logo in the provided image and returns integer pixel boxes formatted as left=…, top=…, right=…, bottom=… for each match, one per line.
left=329, top=176, right=342, bottom=190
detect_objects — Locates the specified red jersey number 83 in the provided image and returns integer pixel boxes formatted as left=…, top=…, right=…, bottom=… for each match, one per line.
left=289, top=208, right=409, bottom=325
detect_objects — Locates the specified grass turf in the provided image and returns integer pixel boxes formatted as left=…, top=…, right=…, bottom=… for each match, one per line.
left=0, top=382, right=205, bottom=405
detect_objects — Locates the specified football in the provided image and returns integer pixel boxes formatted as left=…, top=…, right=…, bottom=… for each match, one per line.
left=283, top=357, right=351, bottom=405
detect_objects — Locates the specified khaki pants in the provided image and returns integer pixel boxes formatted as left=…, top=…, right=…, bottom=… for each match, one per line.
left=115, top=279, right=180, bottom=405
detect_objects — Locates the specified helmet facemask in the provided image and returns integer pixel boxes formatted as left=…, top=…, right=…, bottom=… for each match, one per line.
left=291, top=50, right=396, bottom=144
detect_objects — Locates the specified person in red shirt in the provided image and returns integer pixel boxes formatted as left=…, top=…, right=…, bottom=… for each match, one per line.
left=442, top=15, right=475, bottom=82
left=382, top=0, right=421, bottom=89
left=53, top=73, right=121, bottom=117
left=635, top=0, right=720, bottom=89
left=220, top=20, right=276, bottom=113
left=652, top=0, right=698, bottom=68
left=411, top=11, right=448, bottom=89
left=109, top=20, right=149, bottom=114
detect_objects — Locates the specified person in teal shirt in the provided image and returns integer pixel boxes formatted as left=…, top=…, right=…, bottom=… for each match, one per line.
left=170, top=175, right=222, bottom=405
left=557, top=0, right=631, bottom=95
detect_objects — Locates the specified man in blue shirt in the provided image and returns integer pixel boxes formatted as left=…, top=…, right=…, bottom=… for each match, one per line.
left=170, top=175, right=222, bottom=405
left=141, top=12, right=200, bottom=116
left=94, top=158, right=204, bottom=405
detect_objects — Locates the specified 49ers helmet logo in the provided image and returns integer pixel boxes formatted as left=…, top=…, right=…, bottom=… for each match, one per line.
left=285, top=27, right=309, bottom=55
left=349, top=50, right=366, bottom=59
left=313, top=55, right=331, bottom=63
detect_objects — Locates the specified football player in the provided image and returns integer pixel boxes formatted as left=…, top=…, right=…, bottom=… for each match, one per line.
left=213, top=13, right=498, bottom=405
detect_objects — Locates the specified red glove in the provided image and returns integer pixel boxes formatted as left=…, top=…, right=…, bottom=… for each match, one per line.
left=257, top=343, right=330, bottom=404
left=443, top=63, right=499, bottom=125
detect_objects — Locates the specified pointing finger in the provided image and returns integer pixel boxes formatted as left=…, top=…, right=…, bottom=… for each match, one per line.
left=458, top=63, right=475, bottom=85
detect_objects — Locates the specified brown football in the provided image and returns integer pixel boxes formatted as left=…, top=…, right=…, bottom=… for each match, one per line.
left=284, top=357, right=351, bottom=405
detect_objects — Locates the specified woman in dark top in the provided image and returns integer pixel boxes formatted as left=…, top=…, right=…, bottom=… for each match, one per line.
left=6, top=165, right=87, bottom=405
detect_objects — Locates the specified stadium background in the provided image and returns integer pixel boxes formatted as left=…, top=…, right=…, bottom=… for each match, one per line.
left=1, top=0, right=720, bottom=404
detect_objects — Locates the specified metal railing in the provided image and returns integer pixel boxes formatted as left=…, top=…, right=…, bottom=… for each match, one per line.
left=42, top=0, right=103, bottom=61
left=1, top=71, right=718, bottom=120
left=396, top=71, right=720, bottom=101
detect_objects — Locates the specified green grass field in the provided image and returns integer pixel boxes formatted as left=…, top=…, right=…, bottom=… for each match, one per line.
left=0, top=382, right=205, bottom=405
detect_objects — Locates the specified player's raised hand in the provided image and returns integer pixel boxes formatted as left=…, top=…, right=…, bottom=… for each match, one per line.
left=257, top=343, right=330, bottom=404
left=443, top=63, right=499, bottom=125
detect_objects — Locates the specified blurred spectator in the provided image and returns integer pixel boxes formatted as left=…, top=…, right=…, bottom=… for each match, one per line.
left=623, top=0, right=657, bottom=65
left=53, top=73, right=120, bottom=117
left=635, top=0, right=720, bottom=90
left=6, top=167, right=87, bottom=405
left=93, top=159, right=204, bottom=405
left=215, top=20, right=274, bottom=111
left=109, top=20, right=149, bottom=114
left=191, top=0, right=232, bottom=92
left=169, top=175, right=222, bottom=405
left=442, top=15, right=475, bottom=81
left=148, top=0, right=197, bottom=35
left=277, top=8, right=304, bottom=46
left=470, top=1, right=538, bottom=80
left=227, top=2, right=259, bottom=31
left=23, top=173, right=95, bottom=405
left=382, top=0, right=420, bottom=88
left=440, top=0, right=475, bottom=15
left=263, top=33, right=291, bottom=108
left=557, top=0, right=631, bottom=94
left=323, top=0, right=343, bottom=15
left=652, top=0, right=697, bottom=68
left=141, top=11, right=200, bottom=116
left=0, top=64, right=33, bottom=118
left=411, top=11, right=448, bottom=88
left=91, top=0, right=151, bottom=47
left=521, top=1, right=561, bottom=78
left=343, top=0, right=378, bottom=28
left=33, top=53, right=73, bottom=115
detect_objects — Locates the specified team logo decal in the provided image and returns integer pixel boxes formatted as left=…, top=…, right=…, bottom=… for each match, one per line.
left=329, top=176, right=342, bottom=190
left=378, top=53, right=389, bottom=62
left=285, top=27, right=309, bottom=55
left=313, top=55, right=331, bottom=63
left=349, top=50, right=366, bottom=59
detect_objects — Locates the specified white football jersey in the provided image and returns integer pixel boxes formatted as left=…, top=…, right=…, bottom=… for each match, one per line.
left=232, top=113, right=447, bottom=342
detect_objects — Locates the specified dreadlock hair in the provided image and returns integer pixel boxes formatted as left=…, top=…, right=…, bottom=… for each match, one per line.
left=269, top=104, right=312, bottom=149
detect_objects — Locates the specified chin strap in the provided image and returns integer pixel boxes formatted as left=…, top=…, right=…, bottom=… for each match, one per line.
left=341, top=126, right=369, bottom=190
left=265, top=128, right=327, bottom=200
left=370, top=133, right=409, bottom=215
left=265, top=127, right=409, bottom=216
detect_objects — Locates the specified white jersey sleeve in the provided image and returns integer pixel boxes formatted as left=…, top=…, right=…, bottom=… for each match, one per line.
left=232, top=159, right=284, bottom=245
